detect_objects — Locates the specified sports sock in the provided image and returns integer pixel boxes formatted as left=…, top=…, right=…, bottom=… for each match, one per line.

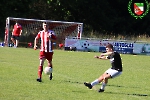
left=50, top=67, right=53, bottom=73
left=91, top=79, right=99, bottom=86
left=100, top=82, right=106, bottom=90
left=38, top=66, right=43, bottom=79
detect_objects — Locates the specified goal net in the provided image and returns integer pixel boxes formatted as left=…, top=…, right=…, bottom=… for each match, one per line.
left=5, top=17, right=83, bottom=47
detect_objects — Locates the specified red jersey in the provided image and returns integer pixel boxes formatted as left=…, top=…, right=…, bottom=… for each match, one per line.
left=36, top=30, right=56, bottom=52
left=12, top=24, right=22, bottom=36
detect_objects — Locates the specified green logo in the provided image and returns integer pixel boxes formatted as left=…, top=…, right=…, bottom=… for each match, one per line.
left=128, top=0, right=149, bottom=19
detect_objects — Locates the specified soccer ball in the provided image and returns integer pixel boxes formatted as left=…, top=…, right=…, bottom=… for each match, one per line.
left=44, top=67, right=52, bottom=75
left=81, top=41, right=90, bottom=49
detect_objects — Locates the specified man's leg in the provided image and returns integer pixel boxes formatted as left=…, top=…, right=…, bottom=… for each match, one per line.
left=84, top=73, right=107, bottom=89
left=37, top=58, right=45, bottom=82
left=11, top=37, right=16, bottom=46
left=47, top=52, right=53, bottom=80
left=15, top=40, right=19, bottom=47
left=84, top=72, right=111, bottom=92
left=47, top=60, right=53, bottom=80
left=98, top=73, right=111, bottom=92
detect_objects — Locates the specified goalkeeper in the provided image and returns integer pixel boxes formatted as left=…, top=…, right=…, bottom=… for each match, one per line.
left=11, top=22, right=22, bottom=48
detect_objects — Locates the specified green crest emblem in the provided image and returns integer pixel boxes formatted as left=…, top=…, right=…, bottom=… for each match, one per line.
left=128, top=0, right=149, bottom=19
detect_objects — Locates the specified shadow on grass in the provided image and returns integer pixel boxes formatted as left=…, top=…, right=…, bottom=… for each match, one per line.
left=106, top=85, right=149, bottom=97
left=105, top=91, right=148, bottom=97
left=107, top=84, right=139, bottom=89
left=64, top=80, right=139, bottom=89
left=64, top=80, right=149, bottom=96
left=64, top=80, right=83, bottom=84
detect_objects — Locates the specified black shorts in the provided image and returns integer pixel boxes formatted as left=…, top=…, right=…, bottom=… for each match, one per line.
left=11, top=35, right=20, bottom=40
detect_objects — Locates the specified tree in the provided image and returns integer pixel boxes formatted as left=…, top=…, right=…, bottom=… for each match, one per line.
left=0, top=0, right=150, bottom=40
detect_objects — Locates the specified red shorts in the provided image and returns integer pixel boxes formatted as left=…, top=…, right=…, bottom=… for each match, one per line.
left=39, top=51, right=53, bottom=61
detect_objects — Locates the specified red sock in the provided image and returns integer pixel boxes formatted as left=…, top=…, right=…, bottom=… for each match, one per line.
left=38, top=66, right=43, bottom=79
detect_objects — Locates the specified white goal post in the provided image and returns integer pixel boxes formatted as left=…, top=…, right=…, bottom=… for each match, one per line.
left=5, top=17, right=83, bottom=47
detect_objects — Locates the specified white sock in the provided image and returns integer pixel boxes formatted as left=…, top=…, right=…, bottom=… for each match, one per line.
left=91, top=79, right=99, bottom=86
left=100, top=82, right=106, bottom=90
left=50, top=67, right=53, bottom=73
left=16, top=40, right=18, bottom=47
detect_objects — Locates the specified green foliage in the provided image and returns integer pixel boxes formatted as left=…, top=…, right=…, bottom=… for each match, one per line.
left=0, top=0, right=150, bottom=40
left=0, top=47, right=150, bottom=100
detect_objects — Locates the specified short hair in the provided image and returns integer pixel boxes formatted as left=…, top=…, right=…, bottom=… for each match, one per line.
left=106, top=44, right=114, bottom=50
left=43, top=22, right=48, bottom=25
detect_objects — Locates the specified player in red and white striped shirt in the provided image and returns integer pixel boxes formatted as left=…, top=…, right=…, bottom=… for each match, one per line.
left=34, top=22, right=56, bottom=82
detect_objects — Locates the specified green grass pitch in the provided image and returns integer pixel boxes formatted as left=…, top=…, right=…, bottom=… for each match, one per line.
left=0, top=47, right=150, bottom=100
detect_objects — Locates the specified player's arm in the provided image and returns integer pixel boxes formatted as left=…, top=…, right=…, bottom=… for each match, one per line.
left=94, top=52, right=113, bottom=60
left=94, top=55, right=107, bottom=60
left=12, top=29, right=14, bottom=35
left=19, top=26, right=23, bottom=36
left=34, top=37, right=39, bottom=50
left=20, top=29, right=22, bottom=36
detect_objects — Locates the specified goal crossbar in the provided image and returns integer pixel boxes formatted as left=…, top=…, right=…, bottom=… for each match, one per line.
left=5, top=17, right=83, bottom=47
